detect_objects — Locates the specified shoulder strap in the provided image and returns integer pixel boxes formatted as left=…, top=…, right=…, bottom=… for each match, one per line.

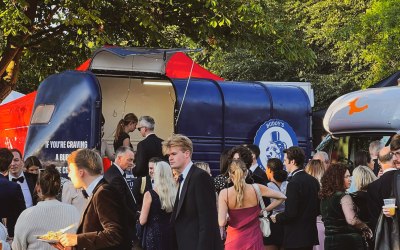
left=252, top=184, right=268, bottom=217
left=140, top=177, right=147, bottom=194
left=252, top=184, right=265, bottom=209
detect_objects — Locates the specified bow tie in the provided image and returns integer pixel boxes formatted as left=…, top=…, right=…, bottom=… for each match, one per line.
left=12, top=176, right=24, bottom=183
left=82, top=189, right=89, bottom=199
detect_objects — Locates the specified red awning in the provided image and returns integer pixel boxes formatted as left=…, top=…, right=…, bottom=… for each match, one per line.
left=166, top=52, right=223, bottom=80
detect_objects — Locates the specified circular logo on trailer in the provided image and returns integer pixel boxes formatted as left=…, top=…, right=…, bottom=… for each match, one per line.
left=254, top=119, right=298, bottom=170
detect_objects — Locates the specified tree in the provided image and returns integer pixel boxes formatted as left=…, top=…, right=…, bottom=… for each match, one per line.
left=0, top=0, right=317, bottom=102
left=289, top=0, right=400, bottom=109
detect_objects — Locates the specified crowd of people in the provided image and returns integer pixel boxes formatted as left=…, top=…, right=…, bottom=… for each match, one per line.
left=1, top=112, right=400, bottom=250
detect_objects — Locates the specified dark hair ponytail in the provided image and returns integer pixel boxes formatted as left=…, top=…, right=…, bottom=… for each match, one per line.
left=114, top=113, right=138, bottom=142
left=267, top=158, right=287, bottom=182
left=39, top=165, right=61, bottom=199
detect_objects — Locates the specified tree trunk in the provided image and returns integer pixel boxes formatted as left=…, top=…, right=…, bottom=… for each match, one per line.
left=0, top=46, right=23, bottom=103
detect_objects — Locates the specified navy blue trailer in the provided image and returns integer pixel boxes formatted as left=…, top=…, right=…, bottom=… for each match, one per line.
left=24, top=47, right=312, bottom=175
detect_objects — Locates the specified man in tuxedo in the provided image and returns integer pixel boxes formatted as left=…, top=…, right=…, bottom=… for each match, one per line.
left=59, top=149, right=131, bottom=250
left=0, top=148, right=26, bottom=237
left=164, top=134, right=222, bottom=250
left=272, top=146, right=320, bottom=250
left=246, top=144, right=269, bottom=184
left=367, top=146, right=398, bottom=231
left=134, top=116, right=164, bottom=177
left=104, top=146, right=137, bottom=243
left=7, top=149, right=37, bottom=208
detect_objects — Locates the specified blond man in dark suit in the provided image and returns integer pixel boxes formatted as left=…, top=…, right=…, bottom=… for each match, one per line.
left=164, top=134, right=222, bottom=250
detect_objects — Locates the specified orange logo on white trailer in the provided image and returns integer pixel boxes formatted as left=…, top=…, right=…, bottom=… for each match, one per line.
left=348, top=97, right=368, bottom=115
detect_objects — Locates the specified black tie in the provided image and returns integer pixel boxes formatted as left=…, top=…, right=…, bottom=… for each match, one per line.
left=12, top=176, right=24, bottom=183
left=178, top=174, right=184, bottom=184
left=82, top=189, right=89, bottom=199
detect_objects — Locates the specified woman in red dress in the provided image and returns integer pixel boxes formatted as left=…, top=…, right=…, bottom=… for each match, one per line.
left=218, top=160, right=286, bottom=250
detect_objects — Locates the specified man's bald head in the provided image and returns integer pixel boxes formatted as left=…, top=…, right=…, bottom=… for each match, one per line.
left=378, top=146, right=395, bottom=171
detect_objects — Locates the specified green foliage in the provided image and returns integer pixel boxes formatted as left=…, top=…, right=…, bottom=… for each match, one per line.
left=1, top=0, right=399, bottom=111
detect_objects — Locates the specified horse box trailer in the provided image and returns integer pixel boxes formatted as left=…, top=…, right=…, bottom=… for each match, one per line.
left=24, top=47, right=313, bottom=175
left=316, top=86, right=400, bottom=166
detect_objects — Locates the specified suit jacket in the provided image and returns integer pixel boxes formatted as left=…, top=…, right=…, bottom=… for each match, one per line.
left=6, top=172, right=38, bottom=205
left=131, top=175, right=152, bottom=210
left=367, top=169, right=398, bottom=231
left=104, top=164, right=137, bottom=237
left=77, top=178, right=131, bottom=250
left=253, top=166, right=269, bottom=185
left=0, top=178, right=26, bottom=237
left=276, top=170, right=320, bottom=248
left=172, top=165, right=222, bottom=250
left=133, top=134, right=164, bottom=177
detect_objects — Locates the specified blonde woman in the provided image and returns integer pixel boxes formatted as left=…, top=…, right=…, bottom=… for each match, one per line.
left=350, top=165, right=377, bottom=234
left=305, top=159, right=326, bottom=250
left=218, top=160, right=286, bottom=250
left=139, top=161, right=177, bottom=250
left=352, top=165, right=377, bottom=192
left=305, top=159, right=325, bottom=183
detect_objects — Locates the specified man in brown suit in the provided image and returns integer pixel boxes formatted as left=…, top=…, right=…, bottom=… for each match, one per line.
left=59, top=149, right=131, bottom=250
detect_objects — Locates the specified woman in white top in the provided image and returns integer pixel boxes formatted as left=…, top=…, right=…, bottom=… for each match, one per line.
left=12, top=166, right=80, bottom=250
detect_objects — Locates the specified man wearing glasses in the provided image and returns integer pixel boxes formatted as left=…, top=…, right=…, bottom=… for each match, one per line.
left=134, top=116, right=164, bottom=177
left=390, top=134, right=400, bottom=169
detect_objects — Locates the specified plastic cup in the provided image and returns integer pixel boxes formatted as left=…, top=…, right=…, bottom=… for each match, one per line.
left=383, top=198, right=396, bottom=216
left=384, top=198, right=396, bottom=206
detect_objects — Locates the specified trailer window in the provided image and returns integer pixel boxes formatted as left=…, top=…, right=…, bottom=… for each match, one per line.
left=31, top=104, right=55, bottom=124
left=329, top=135, right=391, bottom=168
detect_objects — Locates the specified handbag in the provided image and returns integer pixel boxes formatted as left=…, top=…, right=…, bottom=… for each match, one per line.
left=252, top=184, right=271, bottom=237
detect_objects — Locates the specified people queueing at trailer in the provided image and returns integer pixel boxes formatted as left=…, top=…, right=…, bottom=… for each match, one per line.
left=5, top=134, right=400, bottom=250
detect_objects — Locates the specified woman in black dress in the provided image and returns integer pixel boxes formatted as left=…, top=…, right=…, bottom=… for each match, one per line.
left=113, top=113, right=138, bottom=151
left=139, top=161, right=177, bottom=250
left=320, top=163, right=373, bottom=250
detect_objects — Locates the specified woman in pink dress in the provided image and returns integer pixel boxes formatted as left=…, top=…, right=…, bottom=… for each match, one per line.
left=218, top=159, right=286, bottom=250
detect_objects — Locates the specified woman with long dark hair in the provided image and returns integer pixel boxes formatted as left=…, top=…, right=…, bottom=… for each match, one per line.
left=113, top=113, right=138, bottom=151
left=319, top=163, right=372, bottom=250
left=24, top=156, right=42, bottom=175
